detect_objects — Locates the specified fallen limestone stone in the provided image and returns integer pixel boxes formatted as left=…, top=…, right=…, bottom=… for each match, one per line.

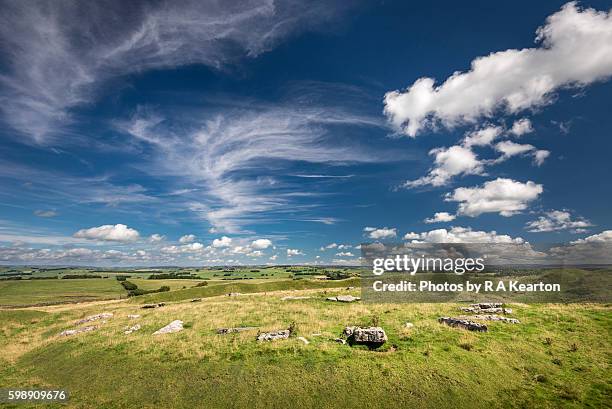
left=190, top=298, right=202, bottom=302
left=59, top=325, right=97, bottom=337
left=127, top=314, right=140, bottom=319
left=298, top=336, right=309, bottom=345
left=343, top=326, right=387, bottom=347
left=327, top=295, right=360, bottom=302
left=281, top=296, right=312, bottom=301
left=458, top=314, right=520, bottom=324
left=460, top=306, right=513, bottom=314
left=438, top=317, right=488, bottom=332
left=257, top=329, right=290, bottom=341
left=471, top=303, right=503, bottom=309
left=142, top=303, right=165, bottom=309
left=124, top=324, right=141, bottom=335
left=405, top=322, right=415, bottom=329
left=216, top=327, right=257, bottom=334
left=75, top=312, right=113, bottom=325
left=153, top=320, right=184, bottom=335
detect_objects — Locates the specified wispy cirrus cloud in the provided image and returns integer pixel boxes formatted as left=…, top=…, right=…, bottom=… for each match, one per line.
left=119, top=104, right=387, bottom=233
left=0, top=0, right=352, bottom=143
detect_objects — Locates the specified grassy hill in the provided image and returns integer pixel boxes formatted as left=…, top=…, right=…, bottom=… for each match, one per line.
left=0, top=284, right=610, bottom=408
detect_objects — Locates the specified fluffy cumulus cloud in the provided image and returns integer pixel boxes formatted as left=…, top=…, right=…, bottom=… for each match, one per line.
left=404, top=145, right=484, bottom=188
left=463, top=126, right=503, bottom=147
left=73, top=224, right=140, bottom=242
left=287, top=248, right=304, bottom=256
left=149, top=234, right=164, bottom=242
left=526, top=210, right=592, bottom=233
left=0, top=0, right=350, bottom=143
left=179, top=234, right=196, bottom=243
left=494, top=141, right=549, bottom=166
left=403, top=124, right=548, bottom=188
left=424, top=212, right=456, bottom=224
left=384, top=3, right=612, bottom=136
left=403, top=226, right=524, bottom=243
left=445, top=178, right=543, bottom=217
left=250, top=239, right=272, bottom=249
left=212, top=236, right=232, bottom=248
left=335, top=251, right=354, bottom=257
left=364, top=227, right=397, bottom=239
left=571, top=230, right=612, bottom=244
left=510, top=118, right=533, bottom=136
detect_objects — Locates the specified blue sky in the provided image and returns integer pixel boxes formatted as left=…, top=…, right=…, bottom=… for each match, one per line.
left=1, top=0, right=611, bottom=265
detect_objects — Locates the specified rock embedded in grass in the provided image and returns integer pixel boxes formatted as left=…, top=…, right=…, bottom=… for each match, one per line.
left=457, top=314, right=520, bottom=324
left=343, top=326, right=387, bottom=348
left=216, top=327, right=257, bottom=334
left=127, top=314, right=140, bottom=319
left=460, top=303, right=513, bottom=314
left=190, top=298, right=202, bottom=302
left=124, top=324, right=141, bottom=335
left=327, top=295, right=361, bottom=303
left=59, top=325, right=97, bottom=337
left=75, top=312, right=113, bottom=325
left=438, top=317, right=488, bottom=332
left=142, top=303, right=165, bottom=309
left=256, top=329, right=291, bottom=341
left=153, top=320, right=184, bottom=335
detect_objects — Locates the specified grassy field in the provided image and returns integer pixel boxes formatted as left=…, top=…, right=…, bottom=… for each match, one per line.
left=0, top=284, right=610, bottom=408
left=0, top=279, right=126, bottom=307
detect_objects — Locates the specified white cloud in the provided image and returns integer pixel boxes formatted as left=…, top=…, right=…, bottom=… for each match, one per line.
left=73, top=224, right=140, bottom=242
left=424, top=212, right=456, bottom=223
left=463, top=126, right=503, bottom=147
left=179, top=234, right=196, bottom=243
left=534, top=150, right=550, bottom=166
left=446, top=178, right=543, bottom=217
left=403, top=124, right=548, bottom=188
left=384, top=3, right=612, bottom=136
left=250, top=239, right=272, bottom=249
left=33, top=210, right=57, bottom=218
left=571, top=230, right=612, bottom=244
left=212, top=236, right=232, bottom=248
left=404, top=226, right=524, bottom=244
left=364, top=226, right=397, bottom=239
left=526, top=210, right=592, bottom=233
left=510, top=118, right=533, bottom=136
left=161, top=242, right=205, bottom=254
left=149, top=234, right=164, bottom=242
left=495, top=140, right=535, bottom=158
left=124, top=106, right=383, bottom=233
left=247, top=250, right=263, bottom=258
left=320, top=242, right=350, bottom=251
left=335, top=251, right=354, bottom=257
left=0, top=0, right=349, bottom=143
left=404, top=145, right=484, bottom=188
left=287, top=248, right=304, bottom=256
left=269, top=254, right=278, bottom=261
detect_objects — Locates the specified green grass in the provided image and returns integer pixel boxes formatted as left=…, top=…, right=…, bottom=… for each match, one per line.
left=133, top=277, right=360, bottom=303
left=0, top=270, right=609, bottom=408
left=0, top=286, right=609, bottom=408
left=0, top=279, right=126, bottom=307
